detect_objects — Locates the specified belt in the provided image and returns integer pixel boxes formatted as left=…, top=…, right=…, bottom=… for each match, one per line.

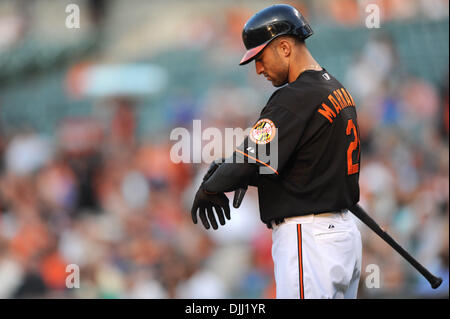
left=266, top=209, right=348, bottom=229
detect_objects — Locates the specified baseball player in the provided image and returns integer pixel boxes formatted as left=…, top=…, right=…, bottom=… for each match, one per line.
left=191, top=4, right=362, bottom=299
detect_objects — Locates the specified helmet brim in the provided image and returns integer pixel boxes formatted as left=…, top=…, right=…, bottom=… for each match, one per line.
left=239, top=43, right=268, bottom=65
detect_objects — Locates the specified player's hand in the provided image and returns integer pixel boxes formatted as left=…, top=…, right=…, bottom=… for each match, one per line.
left=191, top=184, right=230, bottom=230
left=202, top=160, right=248, bottom=210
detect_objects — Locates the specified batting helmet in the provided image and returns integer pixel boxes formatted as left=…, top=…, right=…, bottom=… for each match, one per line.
left=239, top=4, right=313, bottom=65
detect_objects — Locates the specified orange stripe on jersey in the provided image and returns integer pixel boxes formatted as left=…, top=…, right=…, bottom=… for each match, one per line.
left=297, top=224, right=304, bottom=299
left=235, top=149, right=279, bottom=175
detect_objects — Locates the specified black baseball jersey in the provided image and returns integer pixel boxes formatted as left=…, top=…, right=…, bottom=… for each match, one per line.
left=235, top=69, right=360, bottom=225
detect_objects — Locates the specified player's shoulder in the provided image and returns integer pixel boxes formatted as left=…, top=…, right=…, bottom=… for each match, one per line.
left=266, top=69, right=341, bottom=114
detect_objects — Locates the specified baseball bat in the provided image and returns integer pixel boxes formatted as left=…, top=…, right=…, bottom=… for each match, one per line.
left=349, top=203, right=443, bottom=289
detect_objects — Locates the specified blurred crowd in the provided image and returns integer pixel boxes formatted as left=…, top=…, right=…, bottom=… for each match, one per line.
left=0, top=0, right=449, bottom=299
left=345, top=33, right=449, bottom=298
left=0, top=95, right=274, bottom=299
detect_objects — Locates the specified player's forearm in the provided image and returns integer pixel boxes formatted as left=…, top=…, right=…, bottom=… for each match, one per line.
left=203, top=162, right=258, bottom=193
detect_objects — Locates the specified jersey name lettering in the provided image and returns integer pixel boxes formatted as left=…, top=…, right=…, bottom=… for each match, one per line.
left=317, top=88, right=356, bottom=123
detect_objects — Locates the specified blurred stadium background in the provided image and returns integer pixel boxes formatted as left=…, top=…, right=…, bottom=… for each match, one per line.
left=0, top=0, right=448, bottom=299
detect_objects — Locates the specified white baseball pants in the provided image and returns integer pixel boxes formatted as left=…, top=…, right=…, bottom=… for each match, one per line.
left=271, top=211, right=362, bottom=299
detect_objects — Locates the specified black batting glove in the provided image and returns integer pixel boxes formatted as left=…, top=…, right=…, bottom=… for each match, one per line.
left=191, top=184, right=230, bottom=230
left=233, top=186, right=247, bottom=208
left=192, top=159, right=249, bottom=229
left=202, top=160, right=222, bottom=182
left=202, top=160, right=249, bottom=206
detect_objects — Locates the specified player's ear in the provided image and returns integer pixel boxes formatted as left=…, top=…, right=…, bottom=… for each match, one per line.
left=278, top=39, right=292, bottom=58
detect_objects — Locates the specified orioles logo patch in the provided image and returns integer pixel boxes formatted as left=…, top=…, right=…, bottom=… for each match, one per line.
left=249, top=118, right=276, bottom=144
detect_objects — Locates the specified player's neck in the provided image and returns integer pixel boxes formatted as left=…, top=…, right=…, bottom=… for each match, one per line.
left=288, top=46, right=322, bottom=83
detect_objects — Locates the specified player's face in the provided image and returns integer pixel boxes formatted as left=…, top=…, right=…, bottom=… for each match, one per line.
left=254, top=43, right=289, bottom=87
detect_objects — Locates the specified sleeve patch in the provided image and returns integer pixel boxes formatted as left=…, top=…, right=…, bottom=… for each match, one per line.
left=249, top=118, right=277, bottom=145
